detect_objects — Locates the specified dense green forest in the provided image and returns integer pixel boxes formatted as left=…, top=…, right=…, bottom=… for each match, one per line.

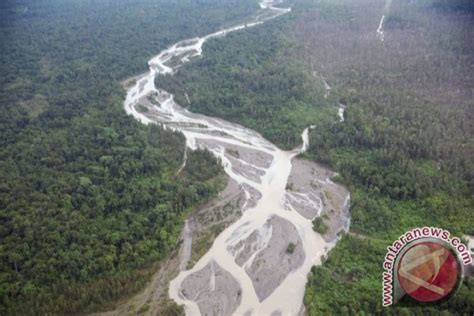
left=305, top=235, right=474, bottom=314
left=159, top=0, right=473, bottom=314
left=294, top=0, right=474, bottom=314
left=158, top=17, right=337, bottom=150
left=1, top=0, right=473, bottom=314
left=0, top=0, right=257, bottom=313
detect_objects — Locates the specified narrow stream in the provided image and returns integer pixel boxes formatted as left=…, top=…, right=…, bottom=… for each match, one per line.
left=376, top=0, right=393, bottom=41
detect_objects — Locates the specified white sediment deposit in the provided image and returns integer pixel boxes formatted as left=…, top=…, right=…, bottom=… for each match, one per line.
left=376, top=0, right=393, bottom=42
left=323, top=79, right=331, bottom=98
left=376, top=15, right=386, bottom=41
left=227, top=215, right=306, bottom=302
left=338, top=104, right=345, bottom=122
left=286, top=159, right=350, bottom=242
left=123, top=1, right=350, bottom=314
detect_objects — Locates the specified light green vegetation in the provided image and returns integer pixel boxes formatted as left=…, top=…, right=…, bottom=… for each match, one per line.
left=187, top=222, right=227, bottom=270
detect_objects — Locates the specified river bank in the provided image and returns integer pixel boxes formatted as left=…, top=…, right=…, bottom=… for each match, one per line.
left=120, top=1, right=350, bottom=314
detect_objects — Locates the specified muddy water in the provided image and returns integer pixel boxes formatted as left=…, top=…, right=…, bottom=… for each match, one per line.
left=123, top=1, right=349, bottom=315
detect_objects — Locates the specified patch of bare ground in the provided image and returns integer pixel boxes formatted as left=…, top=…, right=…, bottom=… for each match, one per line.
left=187, top=177, right=252, bottom=269
left=230, top=215, right=305, bottom=301
left=286, top=158, right=350, bottom=242
left=180, top=260, right=242, bottom=315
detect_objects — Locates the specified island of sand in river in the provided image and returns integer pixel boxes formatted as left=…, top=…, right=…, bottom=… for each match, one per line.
left=101, top=1, right=351, bottom=315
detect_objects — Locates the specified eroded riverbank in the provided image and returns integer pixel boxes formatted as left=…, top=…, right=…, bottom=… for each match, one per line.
left=120, top=1, right=350, bottom=314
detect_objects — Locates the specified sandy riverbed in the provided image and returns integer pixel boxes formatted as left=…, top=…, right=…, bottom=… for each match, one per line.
left=118, top=0, right=351, bottom=315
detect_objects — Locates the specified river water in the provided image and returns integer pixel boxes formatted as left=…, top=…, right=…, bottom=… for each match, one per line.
left=123, top=1, right=349, bottom=314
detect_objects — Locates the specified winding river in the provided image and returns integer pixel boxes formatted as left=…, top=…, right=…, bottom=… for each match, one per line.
left=123, top=1, right=350, bottom=315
